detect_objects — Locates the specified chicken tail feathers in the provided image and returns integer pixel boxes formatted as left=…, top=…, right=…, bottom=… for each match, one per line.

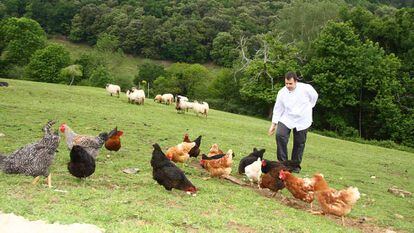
left=344, top=187, right=361, bottom=205
left=0, top=154, right=6, bottom=168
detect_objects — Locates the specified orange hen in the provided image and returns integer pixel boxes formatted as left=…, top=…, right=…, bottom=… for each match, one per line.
left=201, top=145, right=233, bottom=177
left=166, top=142, right=196, bottom=163
left=313, top=174, right=360, bottom=225
left=279, top=170, right=316, bottom=209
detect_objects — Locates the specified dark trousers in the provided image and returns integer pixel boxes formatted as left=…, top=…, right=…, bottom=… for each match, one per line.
left=276, top=122, right=308, bottom=164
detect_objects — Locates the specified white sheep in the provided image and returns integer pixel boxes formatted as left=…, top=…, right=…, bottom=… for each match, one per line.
left=127, top=89, right=145, bottom=105
left=154, top=94, right=162, bottom=103
left=105, top=84, right=121, bottom=98
left=176, top=96, right=194, bottom=113
left=192, top=101, right=209, bottom=117
left=177, top=95, right=188, bottom=102
left=161, top=93, right=174, bottom=105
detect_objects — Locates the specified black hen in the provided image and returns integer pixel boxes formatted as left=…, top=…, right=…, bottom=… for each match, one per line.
left=238, top=148, right=266, bottom=174
left=188, top=135, right=202, bottom=158
left=261, top=159, right=300, bottom=174
left=68, top=145, right=96, bottom=179
left=151, top=143, right=197, bottom=194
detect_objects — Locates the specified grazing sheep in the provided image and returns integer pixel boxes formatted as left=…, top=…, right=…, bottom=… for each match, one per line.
left=177, top=95, right=188, bottom=102
left=162, top=93, right=174, bottom=105
left=127, top=89, right=145, bottom=105
left=193, top=101, right=209, bottom=117
left=154, top=94, right=162, bottom=103
left=176, top=96, right=194, bottom=113
left=105, top=84, right=121, bottom=98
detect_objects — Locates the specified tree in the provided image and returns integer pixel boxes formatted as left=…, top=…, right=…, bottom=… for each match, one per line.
left=134, top=61, right=165, bottom=86
left=237, top=34, right=300, bottom=116
left=60, top=64, right=83, bottom=85
left=25, top=44, right=71, bottom=83
left=89, top=65, right=113, bottom=87
left=305, top=21, right=403, bottom=141
left=211, top=32, right=239, bottom=67
left=165, top=63, right=210, bottom=98
left=0, top=17, right=46, bottom=66
left=74, top=52, right=106, bottom=80
left=275, top=0, right=345, bottom=57
left=96, top=33, right=120, bottom=52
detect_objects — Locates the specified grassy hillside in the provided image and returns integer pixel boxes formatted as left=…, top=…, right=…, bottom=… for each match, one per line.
left=49, top=37, right=222, bottom=81
left=0, top=79, right=413, bottom=233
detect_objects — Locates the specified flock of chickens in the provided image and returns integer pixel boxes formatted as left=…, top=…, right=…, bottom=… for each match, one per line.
left=0, top=120, right=360, bottom=226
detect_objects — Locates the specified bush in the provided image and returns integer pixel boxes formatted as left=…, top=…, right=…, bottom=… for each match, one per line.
left=25, top=44, right=70, bottom=83
left=115, top=76, right=134, bottom=92
left=134, top=61, right=165, bottom=86
left=89, top=65, right=113, bottom=87
left=75, top=52, right=106, bottom=80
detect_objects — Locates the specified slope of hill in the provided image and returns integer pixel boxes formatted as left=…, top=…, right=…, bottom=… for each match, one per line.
left=0, top=79, right=413, bottom=232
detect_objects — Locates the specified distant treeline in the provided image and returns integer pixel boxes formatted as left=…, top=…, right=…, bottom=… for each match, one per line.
left=0, top=0, right=413, bottom=147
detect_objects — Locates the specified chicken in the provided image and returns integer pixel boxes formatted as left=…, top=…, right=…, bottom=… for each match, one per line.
left=183, top=133, right=191, bottom=143
left=261, top=160, right=301, bottom=174
left=244, top=157, right=262, bottom=188
left=188, top=135, right=202, bottom=158
left=165, top=141, right=196, bottom=163
left=201, top=146, right=234, bottom=177
left=238, top=148, right=265, bottom=174
left=200, top=153, right=225, bottom=168
left=313, top=174, right=360, bottom=225
left=259, top=160, right=300, bottom=193
left=67, top=145, right=96, bottom=179
left=0, top=120, right=60, bottom=188
left=104, top=127, right=123, bottom=152
left=279, top=170, right=317, bottom=209
left=207, top=143, right=224, bottom=156
left=151, top=143, right=197, bottom=195
left=59, top=123, right=108, bottom=159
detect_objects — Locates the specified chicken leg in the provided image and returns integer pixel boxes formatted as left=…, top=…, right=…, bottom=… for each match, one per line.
left=32, top=176, right=40, bottom=185
left=47, top=173, right=52, bottom=188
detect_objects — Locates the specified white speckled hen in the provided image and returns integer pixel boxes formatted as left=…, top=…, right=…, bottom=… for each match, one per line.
left=0, top=120, right=60, bottom=188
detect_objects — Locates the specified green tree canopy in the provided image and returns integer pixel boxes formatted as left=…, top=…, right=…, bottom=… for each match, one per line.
left=0, top=17, right=46, bottom=66
left=25, top=43, right=71, bottom=83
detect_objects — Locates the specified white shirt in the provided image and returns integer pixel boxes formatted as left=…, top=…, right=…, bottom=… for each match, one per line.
left=271, top=82, right=318, bottom=131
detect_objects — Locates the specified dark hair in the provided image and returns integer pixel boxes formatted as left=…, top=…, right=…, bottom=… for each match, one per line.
left=285, top=71, right=299, bottom=81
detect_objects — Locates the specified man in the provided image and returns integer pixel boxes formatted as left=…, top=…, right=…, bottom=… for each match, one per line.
left=268, top=71, right=318, bottom=173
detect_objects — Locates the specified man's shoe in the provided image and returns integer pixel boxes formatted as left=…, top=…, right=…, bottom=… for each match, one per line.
left=292, top=168, right=301, bottom=173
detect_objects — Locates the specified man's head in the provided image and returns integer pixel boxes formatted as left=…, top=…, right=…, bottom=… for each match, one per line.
left=284, top=71, right=298, bottom=91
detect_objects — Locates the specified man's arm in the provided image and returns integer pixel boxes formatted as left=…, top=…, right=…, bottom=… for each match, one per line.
left=307, top=84, right=318, bottom=107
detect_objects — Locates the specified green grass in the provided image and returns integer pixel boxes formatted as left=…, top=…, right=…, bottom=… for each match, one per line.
left=0, top=78, right=413, bottom=233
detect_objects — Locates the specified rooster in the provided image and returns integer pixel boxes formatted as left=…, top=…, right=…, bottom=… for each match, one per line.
left=238, top=148, right=265, bottom=174
left=151, top=143, right=197, bottom=195
left=313, top=174, right=361, bottom=225
left=201, top=146, right=234, bottom=177
left=59, top=123, right=108, bottom=159
left=105, top=127, right=123, bottom=152
left=279, top=170, right=317, bottom=209
left=68, top=145, right=96, bottom=179
left=0, top=120, right=60, bottom=188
